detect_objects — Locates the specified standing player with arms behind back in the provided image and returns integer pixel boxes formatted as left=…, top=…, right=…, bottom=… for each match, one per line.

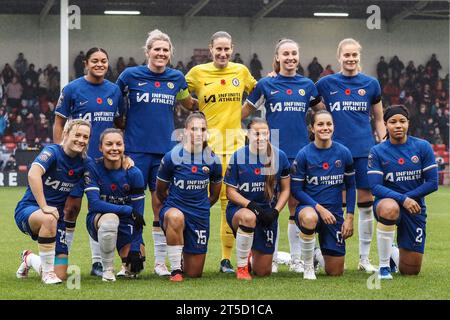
left=368, top=105, right=438, bottom=280
left=117, top=30, right=196, bottom=276
left=242, top=38, right=324, bottom=273
left=316, top=38, right=386, bottom=272
left=186, top=31, right=257, bottom=273
left=53, top=48, right=125, bottom=277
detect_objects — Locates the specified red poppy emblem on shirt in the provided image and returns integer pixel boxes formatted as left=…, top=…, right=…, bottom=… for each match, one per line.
left=345, top=89, right=351, bottom=95
left=111, top=183, right=117, bottom=191
left=221, top=79, right=226, bottom=85
left=155, top=81, right=161, bottom=88
left=68, top=169, right=74, bottom=176
left=191, top=166, right=198, bottom=173
left=398, top=158, right=405, bottom=165
left=322, top=162, right=329, bottom=170
left=254, top=168, right=261, bottom=175
left=96, top=97, right=103, bottom=104
left=286, top=89, right=293, bottom=95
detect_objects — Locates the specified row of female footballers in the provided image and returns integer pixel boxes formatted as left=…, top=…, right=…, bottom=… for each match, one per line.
left=14, top=28, right=438, bottom=283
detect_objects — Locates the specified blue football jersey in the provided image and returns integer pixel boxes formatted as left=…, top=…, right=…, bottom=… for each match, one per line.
left=117, top=66, right=189, bottom=154
left=291, top=142, right=355, bottom=214
left=55, top=77, right=123, bottom=159
left=367, top=136, right=438, bottom=209
left=316, top=73, right=381, bottom=157
left=18, top=144, right=88, bottom=209
left=157, top=144, right=223, bottom=218
left=246, top=74, right=321, bottom=158
left=224, top=145, right=290, bottom=206
left=84, top=159, right=145, bottom=217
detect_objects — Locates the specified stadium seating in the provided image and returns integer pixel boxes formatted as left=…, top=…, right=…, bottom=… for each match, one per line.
left=4, top=143, right=17, bottom=152
left=2, top=135, right=14, bottom=144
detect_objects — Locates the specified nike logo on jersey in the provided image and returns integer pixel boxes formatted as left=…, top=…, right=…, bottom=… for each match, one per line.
left=270, top=90, right=279, bottom=95
left=204, top=82, right=213, bottom=86
left=330, top=91, right=338, bottom=95
left=79, top=101, right=88, bottom=106
left=138, top=82, right=147, bottom=86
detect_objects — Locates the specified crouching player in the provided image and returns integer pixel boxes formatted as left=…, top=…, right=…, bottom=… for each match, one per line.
left=224, top=118, right=290, bottom=280
left=156, top=112, right=222, bottom=282
left=15, top=119, right=91, bottom=284
left=290, top=110, right=356, bottom=280
left=84, top=128, right=146, bottom=282
left=368, top=105, right=438, bottom=280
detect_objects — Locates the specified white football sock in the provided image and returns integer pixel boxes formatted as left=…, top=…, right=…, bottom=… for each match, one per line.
left=300, top=233, right=316, bottom=267
left=98, top=217, right=119, bottom=271
left=314, top=246, right=325, bottom=268
left=377, top=223, right=395, bottom=268
left=236, top=228, right=254, bottom=268
left=358, top=206, right=374, bottom=260
left=89, top=236, right=102, bottom=265
left=64, top=220, right=76, bottom=252
left=39, top=251, right=55, bottom=274
left=26, top=252, right=42, bottom=274
left=391, top=244, right=400, bottom=267
left=288, top=222, right=302, bottom=261
left=167, top=245, right=183, bottom=272
left=153, top=229, right=167, bottom=265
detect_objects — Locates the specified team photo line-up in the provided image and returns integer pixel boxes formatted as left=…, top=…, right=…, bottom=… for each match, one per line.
left=13, top=29, right=438, bottom=284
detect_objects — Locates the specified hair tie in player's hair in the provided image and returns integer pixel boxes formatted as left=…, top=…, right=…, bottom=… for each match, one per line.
left=383, top=105, right=409, bottom=122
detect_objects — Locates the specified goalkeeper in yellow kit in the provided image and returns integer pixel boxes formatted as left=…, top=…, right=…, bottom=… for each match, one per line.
left=186, top=31, right=257, bottom=273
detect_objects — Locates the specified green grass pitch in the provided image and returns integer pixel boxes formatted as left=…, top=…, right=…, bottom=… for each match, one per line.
left=1, top=186, right=449, bottom=300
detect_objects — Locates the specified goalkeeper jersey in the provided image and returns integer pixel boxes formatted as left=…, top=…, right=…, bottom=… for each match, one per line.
left=186, top=62, right=257, bottom=155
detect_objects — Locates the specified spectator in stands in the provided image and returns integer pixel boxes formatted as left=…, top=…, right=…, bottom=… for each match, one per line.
left=23, top=64, right=39, bottom=86
left=14, top=53, right=28, bottom=76
left=423, top=117, right=436, bottom=143
left=232, top=53, right=244, bottom=64
left=413, top=103, right=429, bottom=138
left=297, top=63, right=305, bottom=76
left=18, top=136, right=28, bottom=149
left=3, top=154, right=17, bottom=171
left=38, top=68, right=49, bottom=95
left=25, top=112, right=37, bottom=143
left=186, top=56, right=197, bottom=73
left=426, top=53, right=442, bottom=81
left=383, top=79, right=400, bottom=105
left=127, top=57, right=138, bottom=67
left=5, top=76, right=23, bottom=109
left=48, top=66, right=60, bottom=100
left=250, top=53, right=263, bottom=80
left=376, top=56, right=389, bottom=80
left=406, top=61, right=417, bottom=78
left=1, top=63, right=15, bottom=85
left=116, top=57, right=126, bottom=75
left=175, top=61, right=186, bottom=74
left=320, top=64, right=335, bottom=78
left=0, top=108, right=7, bottom=138
left=307, top=57, right=323, bottom=83
left=22, top=78, right=38, bottom=110
left=388, top=55, right=404, bottom=82
left=74, top=51, right=85, bottom=78
left=435, top=107, right=449, bottom=146
left=36, top=112, right=50, bottom=141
